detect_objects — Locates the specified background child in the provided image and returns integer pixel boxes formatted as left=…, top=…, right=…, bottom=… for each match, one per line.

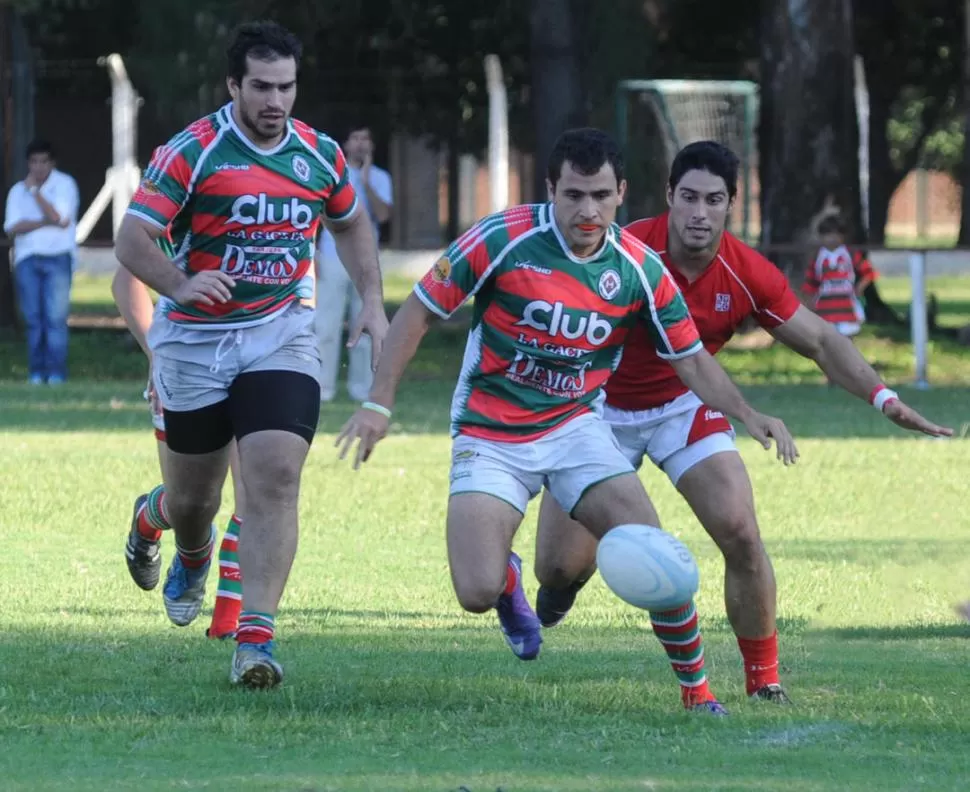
left=802, top=214, right=877, bottom=338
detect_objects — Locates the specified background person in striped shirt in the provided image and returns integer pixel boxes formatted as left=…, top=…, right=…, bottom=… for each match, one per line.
left=337, top=127, right=798, bottom=714
left=114, top=21, right=388, bottom=690
left=802, top=213, right=877, bottom=338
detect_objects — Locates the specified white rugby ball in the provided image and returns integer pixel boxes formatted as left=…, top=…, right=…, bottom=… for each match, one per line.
left=596, top=524, right=699, bottom=611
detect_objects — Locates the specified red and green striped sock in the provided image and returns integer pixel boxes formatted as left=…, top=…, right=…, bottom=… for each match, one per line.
left=207, top=515, right=243, bottom=639
left=175, top=529, right=214, bottom=570
left=649, top=600, right=716, bottom=708
left=236, top=611, right=275, bottom=646
left=136, top=485, right=169, bottom=542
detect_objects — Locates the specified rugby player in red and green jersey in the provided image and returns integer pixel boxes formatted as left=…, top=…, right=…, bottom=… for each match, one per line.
left=338, top=128, right=799, bottom=714
left=533, top=141, right=952, bottom=705
left=114, top=21, right=389, bottom=690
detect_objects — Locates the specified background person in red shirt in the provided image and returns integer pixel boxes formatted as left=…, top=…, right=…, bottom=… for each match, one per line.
left=532, top=141, right=951, bottom=704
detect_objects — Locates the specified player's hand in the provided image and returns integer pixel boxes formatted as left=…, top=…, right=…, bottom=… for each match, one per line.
left=741, top=411, right=799, bottom=465
left=335, top=407, right=389, bottom=469
left=171, top=271, right=235, bottom=307
left=883, top=399, right=953, bottom=437
left=347, top=298, right=389, bottom=371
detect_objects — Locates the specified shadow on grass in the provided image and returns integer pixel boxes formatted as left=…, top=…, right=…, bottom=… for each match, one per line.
left=2, top=295, right=969, bottom=438
left=2, top=377, right=967, bottom=439
left=770, top=538, right=970, bottom=566
left=809, top=623, right=970, bottom=642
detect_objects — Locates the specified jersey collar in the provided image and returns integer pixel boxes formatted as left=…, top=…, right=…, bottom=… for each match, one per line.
left=546, top=202, right=612, bottom=264
left=222, top=102, right=293, bottom=156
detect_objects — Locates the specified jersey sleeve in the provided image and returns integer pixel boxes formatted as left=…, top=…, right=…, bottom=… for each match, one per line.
left=320, top=141, right=358, bottom=223
left=636, top=252, right=703, bottom=360
left=127, top=142, right=194, bottom=230
left=413, top=220, right=498, bottom=319
left=745, top=252, right=802, bottom=329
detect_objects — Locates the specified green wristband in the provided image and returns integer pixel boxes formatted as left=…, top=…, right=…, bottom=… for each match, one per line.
left=361, top=401, right=392, bottom=419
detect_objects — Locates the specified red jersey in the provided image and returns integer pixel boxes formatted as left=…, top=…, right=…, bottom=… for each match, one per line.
left=606, top=213, right=801, bottom=411
left=802, top=245, right=876, bottom=325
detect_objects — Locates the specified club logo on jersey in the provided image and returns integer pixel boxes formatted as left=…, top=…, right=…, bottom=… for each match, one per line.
left=715, top=293, right=731, bottom=312
left=226, top=193, right=314, bottom=230
left=515, top=300, right=613, bottom=347
left=221, top=244, right=301, bottom=283
left=140, top=179, right=160, bottom=195
left=506, top=353, right=592, bottom=398
left=598, top=269, right=621, bottom=301
left=431, top=256, right=452, bottom=284
left=291, top=155, right=311, bottom=183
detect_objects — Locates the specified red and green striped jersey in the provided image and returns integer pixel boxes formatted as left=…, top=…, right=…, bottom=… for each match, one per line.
left=414, top=203, right=703, bottom=442
left=127, top=103, right=357, bottom=328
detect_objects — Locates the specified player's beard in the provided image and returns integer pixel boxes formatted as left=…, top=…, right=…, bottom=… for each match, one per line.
left=238, top=101, right=286, bottom=144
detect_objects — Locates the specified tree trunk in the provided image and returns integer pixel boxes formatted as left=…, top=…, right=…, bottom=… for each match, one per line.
left=530, top=0, right=583, bottom=199
left=759, top=0, right=863, bottom=277
left=959, top=0, right=970, bottom=244
left=866, top=89, right=894, bottom=246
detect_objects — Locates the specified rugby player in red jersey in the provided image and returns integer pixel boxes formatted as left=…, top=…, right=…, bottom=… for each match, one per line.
left=532, top=141, right=952, bottom=704
left=338, top=128, right=801, bottom=714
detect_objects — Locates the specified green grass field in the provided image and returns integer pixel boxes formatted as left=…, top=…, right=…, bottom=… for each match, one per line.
left=0, top=273, right=969, bottom=791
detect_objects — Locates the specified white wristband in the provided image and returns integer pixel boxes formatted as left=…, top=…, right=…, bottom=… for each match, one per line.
left=361, top=401, right=391, bottom=419
left=870, top=386, right=899, bottom=412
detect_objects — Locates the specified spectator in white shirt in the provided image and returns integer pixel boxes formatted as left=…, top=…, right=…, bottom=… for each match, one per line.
left=3, top=140, right=79, bottom=384
left=315, top=125, right=392, bottom=402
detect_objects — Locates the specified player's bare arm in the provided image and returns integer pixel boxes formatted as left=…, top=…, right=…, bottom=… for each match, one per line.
left=670, top=348, right=799, bottom=463
left=336, top=292, right=434, bottom=468
left=326, top=204, right=389, bottom=369
left=115, top=215, right=235, bottom=307
left=110, top=266, right=155, bottom=357
left=770, top=306, right=953, bottom=437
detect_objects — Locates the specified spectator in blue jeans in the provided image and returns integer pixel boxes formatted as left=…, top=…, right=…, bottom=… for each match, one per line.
left=3, top=140, right=79, bottom=384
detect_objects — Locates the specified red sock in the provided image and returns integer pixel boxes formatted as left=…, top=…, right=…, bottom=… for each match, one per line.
left=737, top=631, right=780, bottom=695
left=176, top=530, right=214, bottom=570
left=208, top=515, right=243, bottom=639
left=136, top=509, right=162, bottom=542
left=502, top=560, right=518, bottom=596
left=136, top=488, right=168, bottom=542
left=650, top=601, right=717, bottom=709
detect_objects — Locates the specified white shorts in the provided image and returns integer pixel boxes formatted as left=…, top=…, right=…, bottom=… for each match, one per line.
left=605, top=391, right=738, bottom=486
left=148, top=303, right=321, bottom=413
left=449, top=413, right=635, bottom=516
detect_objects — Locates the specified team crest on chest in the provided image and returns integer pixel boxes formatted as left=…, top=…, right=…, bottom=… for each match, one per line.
left=598, top=269, right=621, bottom=301
left=715, top=293, right=731, bottom=312
left=291, top=155, right=311, bottom=183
